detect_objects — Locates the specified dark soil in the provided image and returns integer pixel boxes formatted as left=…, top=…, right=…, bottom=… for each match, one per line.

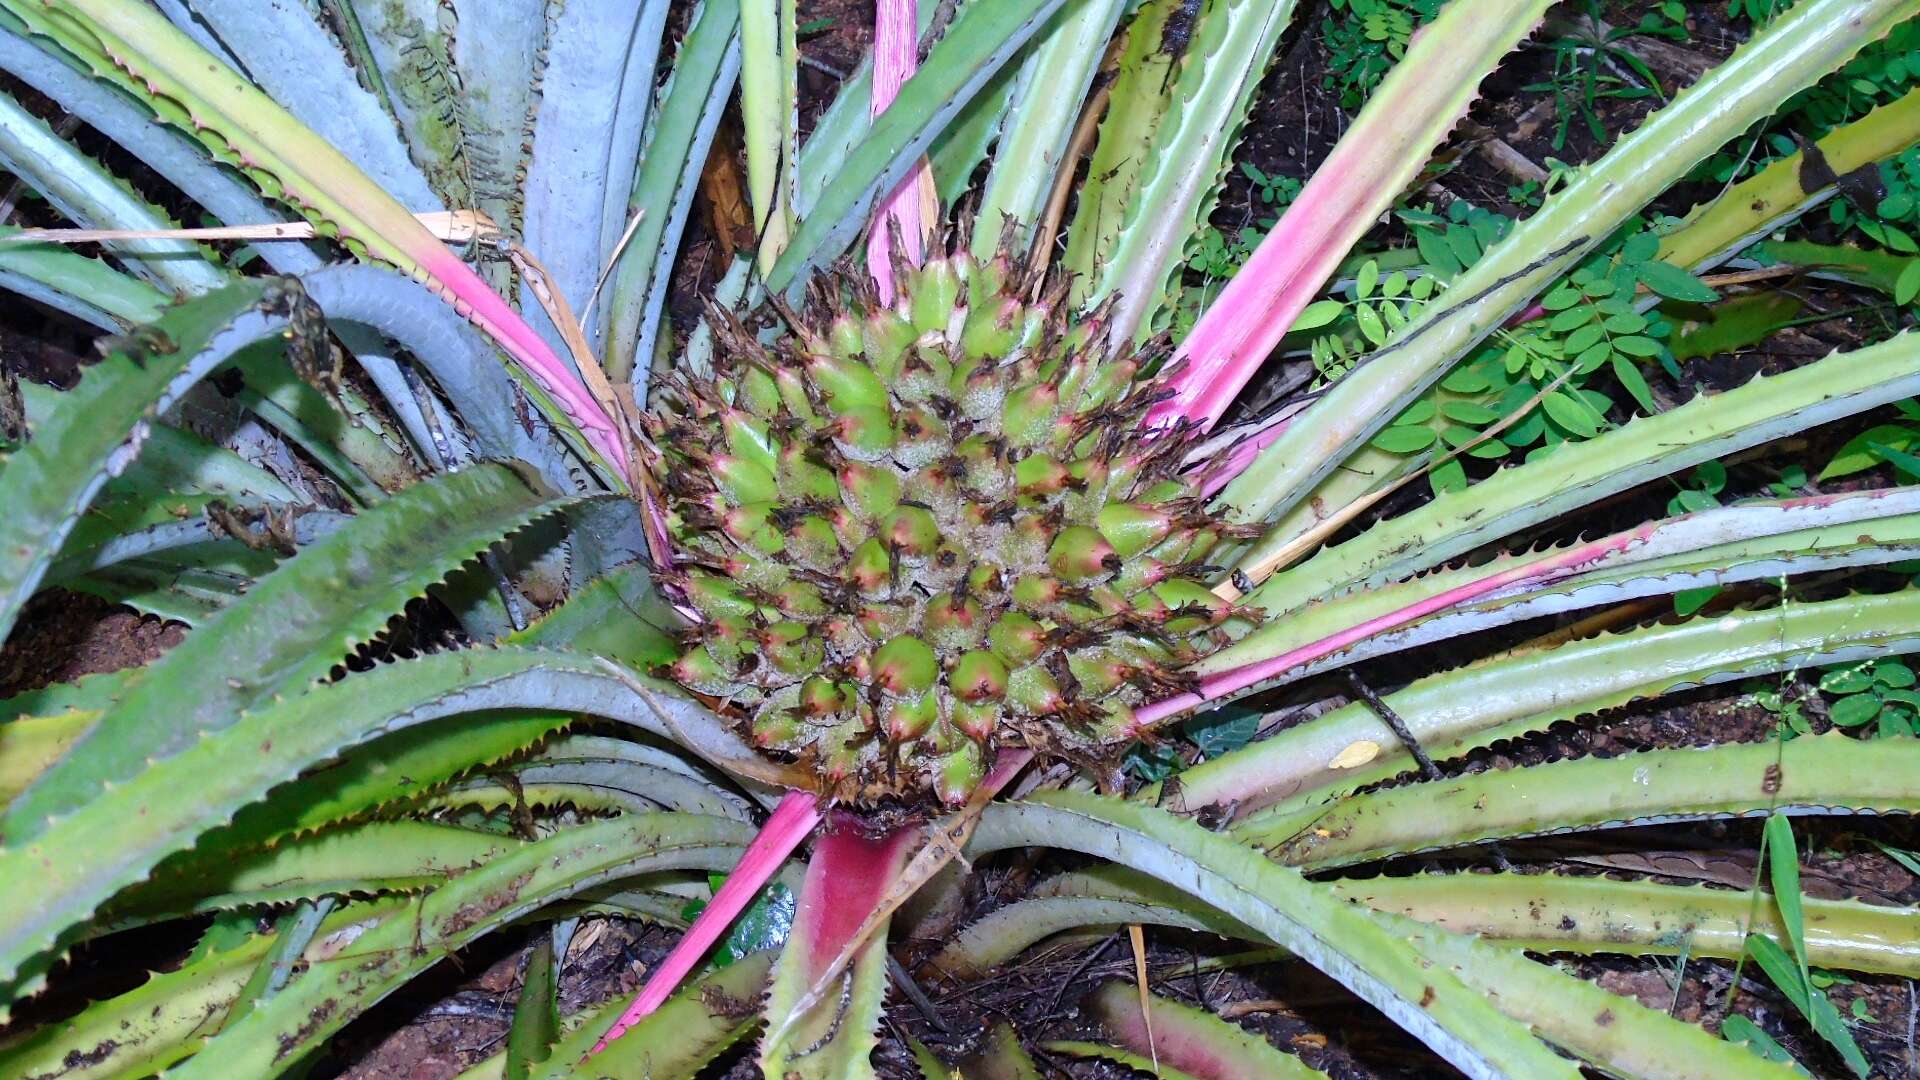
left=6, top=1, right=1919, bottom=1078
left=0, top=589, right=185, bottom=696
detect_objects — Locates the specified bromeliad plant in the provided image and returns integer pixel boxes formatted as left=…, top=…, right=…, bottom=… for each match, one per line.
left=5, top=0, right=1920, bottom=1077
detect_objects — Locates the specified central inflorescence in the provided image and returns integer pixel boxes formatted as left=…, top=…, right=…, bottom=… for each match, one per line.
left=648, top=249, right=1249, bottom=804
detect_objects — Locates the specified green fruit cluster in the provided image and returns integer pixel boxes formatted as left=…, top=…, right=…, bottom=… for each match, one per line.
left=648, top=250, right=1244, bottom=804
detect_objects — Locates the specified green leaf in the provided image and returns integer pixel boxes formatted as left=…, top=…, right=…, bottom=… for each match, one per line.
left=1872, top=840, right=1920, bottom=878
left=1430, top=457, right=1468, bottom=492
left=1357, top=259, right=1380, bottom=299
left=1821, top=666, right=1877, bottom=694
left=1611, top=334, right=1664, bottom=357
left=1611, top=353, right=1659, bottom=413
left=1674, top=288, right=1804, bottom=359
left=1371, top=425, right=1437, bottom=453
left=1695, top=459, right=1728, bottom=493
left=1548, top=305, right=1595, bottom=332
left=1895, top=257, right=1920, bottom=304
left=1870, top=438, right=1920, bottom=480
left=1564, top=323, right=1607, bottom=353
left=1543, top=390, right=1600, bottom=437
left=1349, top=301, right=1383, bottom=345
left=1747, top=920, right=1871, bottom=1077
left=506, top=934, right=560, bottom=1080
left=1575, top=341, right=1613, bottom=372
left=1673, top=488, right=1720, bottom=513
left=1440, top=400, right=1501, bottom=425
left=1638, top=260, right=1721, bottom=302
left=1828, top=694, right=1883, bottom=727
left=1446, top=224, right=1482, bottom=268
left=683, top=877, right=796, bottom=969
left=1806, top=984, right=1873, bottom=1078
left=1746, top=931, right=1808, bottom=1010
left=1441, top=365, right=1491, bottom=393
left=1674, top=585, right=1721, bottom=616
left=1187, top=706, right=1261, bottom=757
left=1764, top=816, right=1811, bottom=995
left=1293, top=299, right=1347, bottom=331
left=1542, top=285, right=1583, bottom=310
left=1820, top=424, right=1917, bottom=480
left=1622, top=231, right=1661, bottom=263
left=1723, top=1015, right=1808, bottom=1072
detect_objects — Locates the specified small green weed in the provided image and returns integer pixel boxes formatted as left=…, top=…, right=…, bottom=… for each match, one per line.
left=1819, top=398, right=1920, bottom=482
left=1732, top=817, right=1872, bottom=1078
left=1364, top=217, right=1700, bottom=494
left=1320, top=0, right=1445, bottom=107
left=1522, top=1, right=1669, bottom=151
left=1818, top=658, right=1920, bottom=737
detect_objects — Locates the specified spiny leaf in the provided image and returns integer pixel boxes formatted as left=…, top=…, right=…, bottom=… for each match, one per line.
left=170, top=814, right=754, bottom=1077
left=1158, top=0, right=1548, bottom=426
left=0, top=911, right=283, bottom=1079
left=1220, top=0, right=1919, bottom=529
left=758, top=814, right=914, bottom=1080
left=1178, top=587, right=1920, bottom=818
left=6, top=463, right=572, bottom=838
left=0, top=278, right=277, bottom=642
left=764, top=0, right=1075, bottom=291
left=1244, top=733, right=1920, bottom=869
left=109, top=821, right=520, bottom=920
left=1242, top=328, right=1920, bottom=626
left=453, top=952, right=773, bottom=1080
left=1089, top=0, right=1301, bottom=344
left=0, top=646, right=646, bottom=1002
left=177, top=713, right=567, bottom=864
left=1079, top=980, right=1327, bottom=1079
left=968, top=0, right=1129, bottom=252
left=0, top=0, right=627, bottom=472
left=0, top=711, right=92, bottom=807
left=1383, top=908, right=1799, bottom=1078
left=967, top=793, right=1580, bottom=1078
left=605, top=0, right=743, bottom=388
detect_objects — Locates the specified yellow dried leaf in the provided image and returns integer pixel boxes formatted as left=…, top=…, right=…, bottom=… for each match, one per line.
left=1328, top=740, right=1381, bottom=769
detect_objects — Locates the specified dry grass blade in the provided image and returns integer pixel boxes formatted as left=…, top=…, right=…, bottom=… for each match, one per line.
left=2, top=210, right=499, bottom=244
